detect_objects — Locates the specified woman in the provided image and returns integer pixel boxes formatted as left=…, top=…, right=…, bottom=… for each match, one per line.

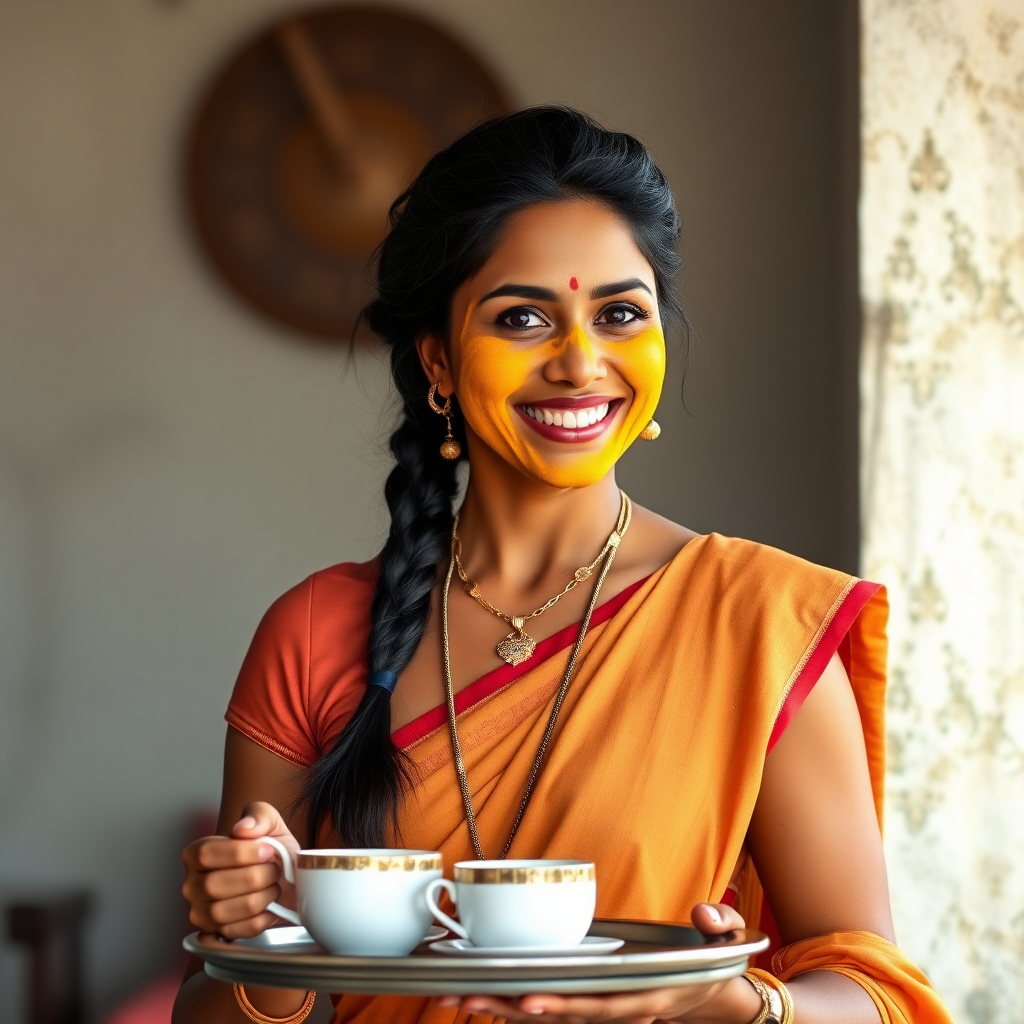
left=175, top=108, right=951, bottom=1024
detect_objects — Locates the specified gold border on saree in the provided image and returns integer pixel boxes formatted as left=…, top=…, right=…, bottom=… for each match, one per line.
left=453, top=864, right=595, bottom=884
left=297, top=852, right=443, bottom=871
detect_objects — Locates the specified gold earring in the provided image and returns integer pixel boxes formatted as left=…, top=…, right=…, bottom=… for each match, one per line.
left=639, top=418, right=661, bottom=441
left=428, top=383, right=462, bottom=460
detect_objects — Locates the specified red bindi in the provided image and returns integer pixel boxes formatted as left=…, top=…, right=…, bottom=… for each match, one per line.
left=569, top=277, right=579, bottom=291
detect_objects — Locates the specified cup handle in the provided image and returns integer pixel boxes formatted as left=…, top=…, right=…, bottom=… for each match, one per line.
left=257, top=835, right=301, bottom=927
left=424, top=878, right=468, bottom=941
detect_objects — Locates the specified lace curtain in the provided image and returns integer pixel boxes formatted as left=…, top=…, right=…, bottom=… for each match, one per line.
left=861, top=3, right=1024, bottom=1021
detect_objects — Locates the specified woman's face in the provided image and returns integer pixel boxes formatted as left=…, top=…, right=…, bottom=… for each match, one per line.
left=443, top=200, right=666, bottom=489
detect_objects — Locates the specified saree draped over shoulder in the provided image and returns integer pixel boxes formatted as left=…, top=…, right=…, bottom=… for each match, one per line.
left=226, top=534, right=951, bottom=1024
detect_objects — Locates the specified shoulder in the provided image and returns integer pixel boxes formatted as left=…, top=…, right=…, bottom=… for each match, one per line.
left=237, top=556, right=380, bottom=710
left=679, top=532, right=853, bottom=600
left=310, top=557, right=379, bottom=591
left=227, top=558, right=379, bottom=766
left=621, top=504, right=855, bottom=617
left=256, top=558, right=379, bottom=639
left=673, top=535, right=886, bottom=751
left=648, top=532, right=866, bottom=664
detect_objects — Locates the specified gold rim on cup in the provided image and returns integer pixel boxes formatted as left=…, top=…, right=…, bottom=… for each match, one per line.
left=296, top=851, right=443, bottom=871
left=453, top=861, right=595, bottom=885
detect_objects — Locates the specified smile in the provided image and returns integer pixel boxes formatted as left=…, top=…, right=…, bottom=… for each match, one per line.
left=514, top=397, right=623, bottom=442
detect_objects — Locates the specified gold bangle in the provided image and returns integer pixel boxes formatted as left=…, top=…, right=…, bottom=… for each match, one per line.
left=232, top=983, right=315, bottom=1024
left=776, top=978, right=794, bottom=1024
left=742, top=970, right=775, bottom=1024
left=746, top=968, right=794, bottom=1024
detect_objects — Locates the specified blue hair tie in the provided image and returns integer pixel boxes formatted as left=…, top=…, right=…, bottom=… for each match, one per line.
left=368, top=670, right=398, bottom=695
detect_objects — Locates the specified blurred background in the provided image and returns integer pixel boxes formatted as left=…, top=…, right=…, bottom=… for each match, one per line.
left=1, top=1, right=1021, bottom=1023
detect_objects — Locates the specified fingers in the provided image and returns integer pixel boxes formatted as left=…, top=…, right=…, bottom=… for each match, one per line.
left=204, top=886, right=281, bottom=927
left=512, top=989, right=677, bottom=1020
left=690, top=902, right=746, bottom=934
left=232, top=801, right=298, bottom=850
left=180, top=802, right=298, bottom=941
left=186, top=879, right=283, bottom=936
left=182, top=835, right=279, bottom=872
left=445, top=984, right=724, bottom=1023
left=438, top=996, right=582, bottom=1023
left=184, top=863, right=280, bottom=903
left=200, top=908, right=281, bottom=940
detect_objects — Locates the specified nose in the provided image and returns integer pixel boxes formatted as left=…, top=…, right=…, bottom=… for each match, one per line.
left=543, top=324, right=606, bottom=389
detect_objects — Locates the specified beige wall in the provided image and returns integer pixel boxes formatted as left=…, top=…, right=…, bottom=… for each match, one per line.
left=0, top=0, right=856, bottom=1016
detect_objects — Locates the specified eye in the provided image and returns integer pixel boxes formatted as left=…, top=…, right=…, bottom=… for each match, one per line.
left=595, top=302, right=649, bottom=327
left=498, top=306, right=549, bottom=331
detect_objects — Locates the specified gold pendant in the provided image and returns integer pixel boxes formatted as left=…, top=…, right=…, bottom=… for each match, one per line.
left=495, top=617, right=536, bottom=666
left=496, top=630, right=537, bottom=666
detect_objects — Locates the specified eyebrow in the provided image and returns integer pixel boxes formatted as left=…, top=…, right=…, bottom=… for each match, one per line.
left=590, top=278, right=653, bottom=299
left=478, top=279, right=653, bottom=304
left=479, top=284, right=558, bottom=303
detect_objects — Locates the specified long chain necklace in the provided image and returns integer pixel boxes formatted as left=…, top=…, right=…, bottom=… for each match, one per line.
left=442, top=492, right=632, bottom=860
left=453, top=507, right=621, bottom=667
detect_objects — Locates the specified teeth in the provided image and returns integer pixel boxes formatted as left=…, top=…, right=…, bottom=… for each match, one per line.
left=523, top=403, right=613, bottom=428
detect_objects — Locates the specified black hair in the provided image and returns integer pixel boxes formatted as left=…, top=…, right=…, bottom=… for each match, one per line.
left=301, top=106, right=687, bottom=848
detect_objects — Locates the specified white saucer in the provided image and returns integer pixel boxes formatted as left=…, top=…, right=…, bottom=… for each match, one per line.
left=237, top=925, right=447, bottom=952
left=429, top=935, right=625, bottom=957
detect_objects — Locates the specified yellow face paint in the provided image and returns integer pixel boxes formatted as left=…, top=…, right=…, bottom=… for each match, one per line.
left=454, top=314, right=666, bottom=489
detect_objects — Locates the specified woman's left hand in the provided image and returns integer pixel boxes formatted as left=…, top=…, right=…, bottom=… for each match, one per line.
left=437, top=903, right=760, bottom=1024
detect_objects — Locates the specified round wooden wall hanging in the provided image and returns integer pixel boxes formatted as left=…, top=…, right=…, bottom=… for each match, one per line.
left=186, top=5, right=510, bottom=342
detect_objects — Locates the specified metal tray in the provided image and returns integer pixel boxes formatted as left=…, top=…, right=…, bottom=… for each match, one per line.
left=184, top=919, right=768, bottom=996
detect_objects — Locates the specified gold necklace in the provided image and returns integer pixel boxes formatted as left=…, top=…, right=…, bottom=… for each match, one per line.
left=453, top=498, right=627, bottom=666
left=442, top=492, right=631, bottom=860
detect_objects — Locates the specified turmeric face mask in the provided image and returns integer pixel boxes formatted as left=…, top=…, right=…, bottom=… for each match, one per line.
left=455, top=320, right=665, bottom=488
left=447, top=202, right=666, bottom=489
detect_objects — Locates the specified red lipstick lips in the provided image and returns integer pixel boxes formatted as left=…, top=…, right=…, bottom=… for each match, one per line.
left=514, top=397, right=623, bottom=442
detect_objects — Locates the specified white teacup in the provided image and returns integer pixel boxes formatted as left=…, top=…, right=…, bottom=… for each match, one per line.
left=258, top=838, right=443, bottom=956
left=425, top=859, right=596, bottom=949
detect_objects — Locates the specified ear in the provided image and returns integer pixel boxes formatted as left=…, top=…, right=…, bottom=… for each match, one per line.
left=415, top=333, right=454, bottom=398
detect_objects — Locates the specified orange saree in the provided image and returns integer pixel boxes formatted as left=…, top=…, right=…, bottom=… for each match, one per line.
left=226, top=534, right=951, bottom=1024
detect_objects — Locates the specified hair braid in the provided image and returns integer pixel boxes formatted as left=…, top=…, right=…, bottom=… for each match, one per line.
left=301, top=344, right=464, bottom=847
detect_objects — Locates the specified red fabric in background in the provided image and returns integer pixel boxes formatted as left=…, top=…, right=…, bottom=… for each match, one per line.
left=102, top=975, right=179, bottom=1024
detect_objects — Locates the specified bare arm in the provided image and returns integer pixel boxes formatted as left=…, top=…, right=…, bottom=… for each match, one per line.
left=173, top=727, right=312, bottom=1024
left=746, top=651, right=894, bottom=1022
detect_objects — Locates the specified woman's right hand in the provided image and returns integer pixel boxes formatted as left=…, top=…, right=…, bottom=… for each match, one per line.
left=181, top=801, right=300, bottom=939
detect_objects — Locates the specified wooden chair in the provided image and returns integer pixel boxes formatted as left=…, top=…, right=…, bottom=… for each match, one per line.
left=6, top=891, right=93, bottom=1024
